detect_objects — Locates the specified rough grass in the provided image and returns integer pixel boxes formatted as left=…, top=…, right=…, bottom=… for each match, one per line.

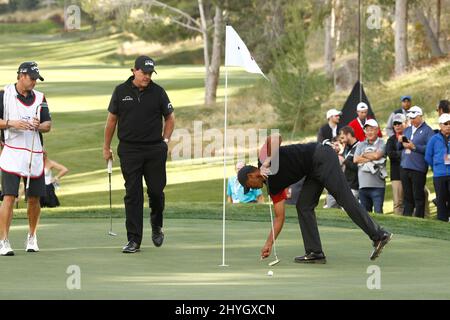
left=0, top=20, right=61, bottom=34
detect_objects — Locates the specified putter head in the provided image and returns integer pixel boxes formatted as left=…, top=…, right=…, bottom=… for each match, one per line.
left=268, top=259, right=280, bottom=266
left=108, top=231, right=117, bottom=236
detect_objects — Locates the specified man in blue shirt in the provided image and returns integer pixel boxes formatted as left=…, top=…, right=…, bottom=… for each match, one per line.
left=425, top=113, right=450, bottom=222
left=227, top=162, right=263, bottom=203
left=400, top=106, right=435, bottom=218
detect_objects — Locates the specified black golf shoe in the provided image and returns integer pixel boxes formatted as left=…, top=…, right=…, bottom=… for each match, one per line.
left=152, top=226, right=164, bottom=247
left=294, top=252, right=327, bottom=264
left=122, top=241, right=140, bottom=253
left=370, top=231, right=393, bottom=260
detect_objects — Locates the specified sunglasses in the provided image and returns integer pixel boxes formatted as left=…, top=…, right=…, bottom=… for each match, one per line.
left=442, top=122, right=450, bottom=126
left=393, top=122, right=403, bottom=126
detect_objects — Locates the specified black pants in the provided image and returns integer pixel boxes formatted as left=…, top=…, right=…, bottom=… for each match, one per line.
left=400, top=168, right=426, bottom=218
left=295, top=145, right=384, bottom=254
left=118, top=141, right=168, bottom=245
left=434, top=176, right=450, bottom=222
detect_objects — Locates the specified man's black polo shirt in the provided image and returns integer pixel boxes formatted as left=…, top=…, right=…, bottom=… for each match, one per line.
left=262, top=143, right=318, bottom=195
left=108, top=76, right=173, bottom=144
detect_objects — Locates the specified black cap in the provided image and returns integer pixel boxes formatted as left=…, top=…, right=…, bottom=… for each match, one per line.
left=134, top=55, right=157, bottom=74
left=17, top=62, right=44, bottom=81
left=237, top=165, right=258, bottom=194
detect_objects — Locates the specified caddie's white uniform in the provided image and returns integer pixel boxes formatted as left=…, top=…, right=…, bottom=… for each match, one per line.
left=0, top=84, right=44, bottom=178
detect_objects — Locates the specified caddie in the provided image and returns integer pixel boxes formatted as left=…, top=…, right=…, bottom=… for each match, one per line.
left=0, top=62, right=52, bottom=256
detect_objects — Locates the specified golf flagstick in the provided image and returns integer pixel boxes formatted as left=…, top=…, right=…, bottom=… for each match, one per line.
left=26, top=106, right=40, bottom=194
left=266, top=180, right=280, bottom=266
left=107, top=159, right=117, bottom=236
left=220, top=65, right=229, bottom=267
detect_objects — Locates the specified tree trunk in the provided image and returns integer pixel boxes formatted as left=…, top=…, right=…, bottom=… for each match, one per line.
left=198, top=0, right=210, bottom=96
left=436, top=0, right=440, bottom=40
left=205, top=6, right=222, bottom=106
left=440, top=30, right=448, bottom=54
left=415, top=7, right=445, bottom=57
left=324, top=0, right=336, bottom=79
left=394, top=0, right=408, bottom=76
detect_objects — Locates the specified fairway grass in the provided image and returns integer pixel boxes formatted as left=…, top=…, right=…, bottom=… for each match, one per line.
left=1, top=218, right=450, bottom=300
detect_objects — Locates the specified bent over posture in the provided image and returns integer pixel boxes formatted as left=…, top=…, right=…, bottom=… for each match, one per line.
left=238, top=134, right=392, bottom=264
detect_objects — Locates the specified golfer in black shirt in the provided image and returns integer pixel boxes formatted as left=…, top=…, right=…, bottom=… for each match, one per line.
left=238, top=134, right=392, bottom=264
left=103, top=56, right=175, bottom=253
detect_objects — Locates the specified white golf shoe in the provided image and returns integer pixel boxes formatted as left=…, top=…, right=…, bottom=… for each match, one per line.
left=0, top=239, right=15, bottom=256
left=25, top=234, right=39, bottom=252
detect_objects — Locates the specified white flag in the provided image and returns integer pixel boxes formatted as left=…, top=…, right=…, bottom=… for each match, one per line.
left=225, top=26, right=268, bottom=80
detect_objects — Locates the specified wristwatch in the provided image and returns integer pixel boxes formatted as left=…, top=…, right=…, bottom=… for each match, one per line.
left=163, top=138, right=169, bottom=144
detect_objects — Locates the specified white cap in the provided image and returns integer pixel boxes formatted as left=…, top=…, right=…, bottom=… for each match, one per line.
left=357, top=102, right=369, bottom=111
left=326, top=108, right=342, bottom=119
left=438, top=113, right=450, bottom=124
left=407, top=106, right=423, bottom=119
left=364, top=119, right=379, bottom=128
left=392, top=113, right=406, bottom=123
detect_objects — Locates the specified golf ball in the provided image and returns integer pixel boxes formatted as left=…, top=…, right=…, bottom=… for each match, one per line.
left=267, top=270, right=273, bottom=276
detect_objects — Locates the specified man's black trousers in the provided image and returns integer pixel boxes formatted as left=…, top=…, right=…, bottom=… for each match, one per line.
left=400, top=168, right=427, bottom=218
left=118, top=141, right=168, bottom=245
left=295, top=145, right=384, bottom=254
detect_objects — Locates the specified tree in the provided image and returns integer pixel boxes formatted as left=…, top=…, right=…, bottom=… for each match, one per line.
left=270, top=0, right=331, bottom=134
left=324, top=0, right=342, bottom=79
left=225, top=0, right=285, bottom=74
left=8, top=0, right=40, bottom=11
left=394, top=0, right=409, bottom=75
left=414, top=5, right=445, bottom=57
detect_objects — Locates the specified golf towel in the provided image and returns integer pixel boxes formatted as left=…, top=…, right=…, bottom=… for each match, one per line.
left=0, top=84, right=44, bottom=178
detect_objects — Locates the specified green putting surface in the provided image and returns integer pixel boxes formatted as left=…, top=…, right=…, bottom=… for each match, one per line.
left=1, top=218, right=450, bottom=300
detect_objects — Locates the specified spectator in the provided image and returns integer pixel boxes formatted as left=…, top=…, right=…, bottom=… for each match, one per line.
left=317, top=109, right=342, bottom=143
left=385, top=95, right=412, bottom=137
left=348, top=102, right=382, bottom=142
left=40, top=152, right=69, bottom=208
left=425, top=113, right=450, bottom=222
left=227, top=161, right=263, bottom=203
left=400, top=106, right=435, bottom=218
left=386, top=113, right=406, bottom=215
left=430, top=99, right=450, bottom=207
left=437, top=100, right=449, bottom=116
left=339, top=126, right=360, bottom=199
left=354, top=119, right=387, bottom=214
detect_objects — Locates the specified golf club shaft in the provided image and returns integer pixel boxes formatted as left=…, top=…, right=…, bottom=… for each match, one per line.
left=26, top=107, right=40, bottom=192
left=109, top=172, right=112, bottom=231
left=26, top=130, right=36, bottom=190
left=266, top=181, right=278, bottom=259
left=107, top=159, right=114, bottom=234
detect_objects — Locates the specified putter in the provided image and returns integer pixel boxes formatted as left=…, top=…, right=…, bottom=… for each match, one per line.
left=265, top=180, right=280, bottom=266
left=25, top=107, right=39, bottom=194
left=107, top=159, right=117, bottom=236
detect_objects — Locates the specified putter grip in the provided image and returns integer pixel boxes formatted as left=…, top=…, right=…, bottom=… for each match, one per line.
left=107, top=159, right=113, bottom=174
